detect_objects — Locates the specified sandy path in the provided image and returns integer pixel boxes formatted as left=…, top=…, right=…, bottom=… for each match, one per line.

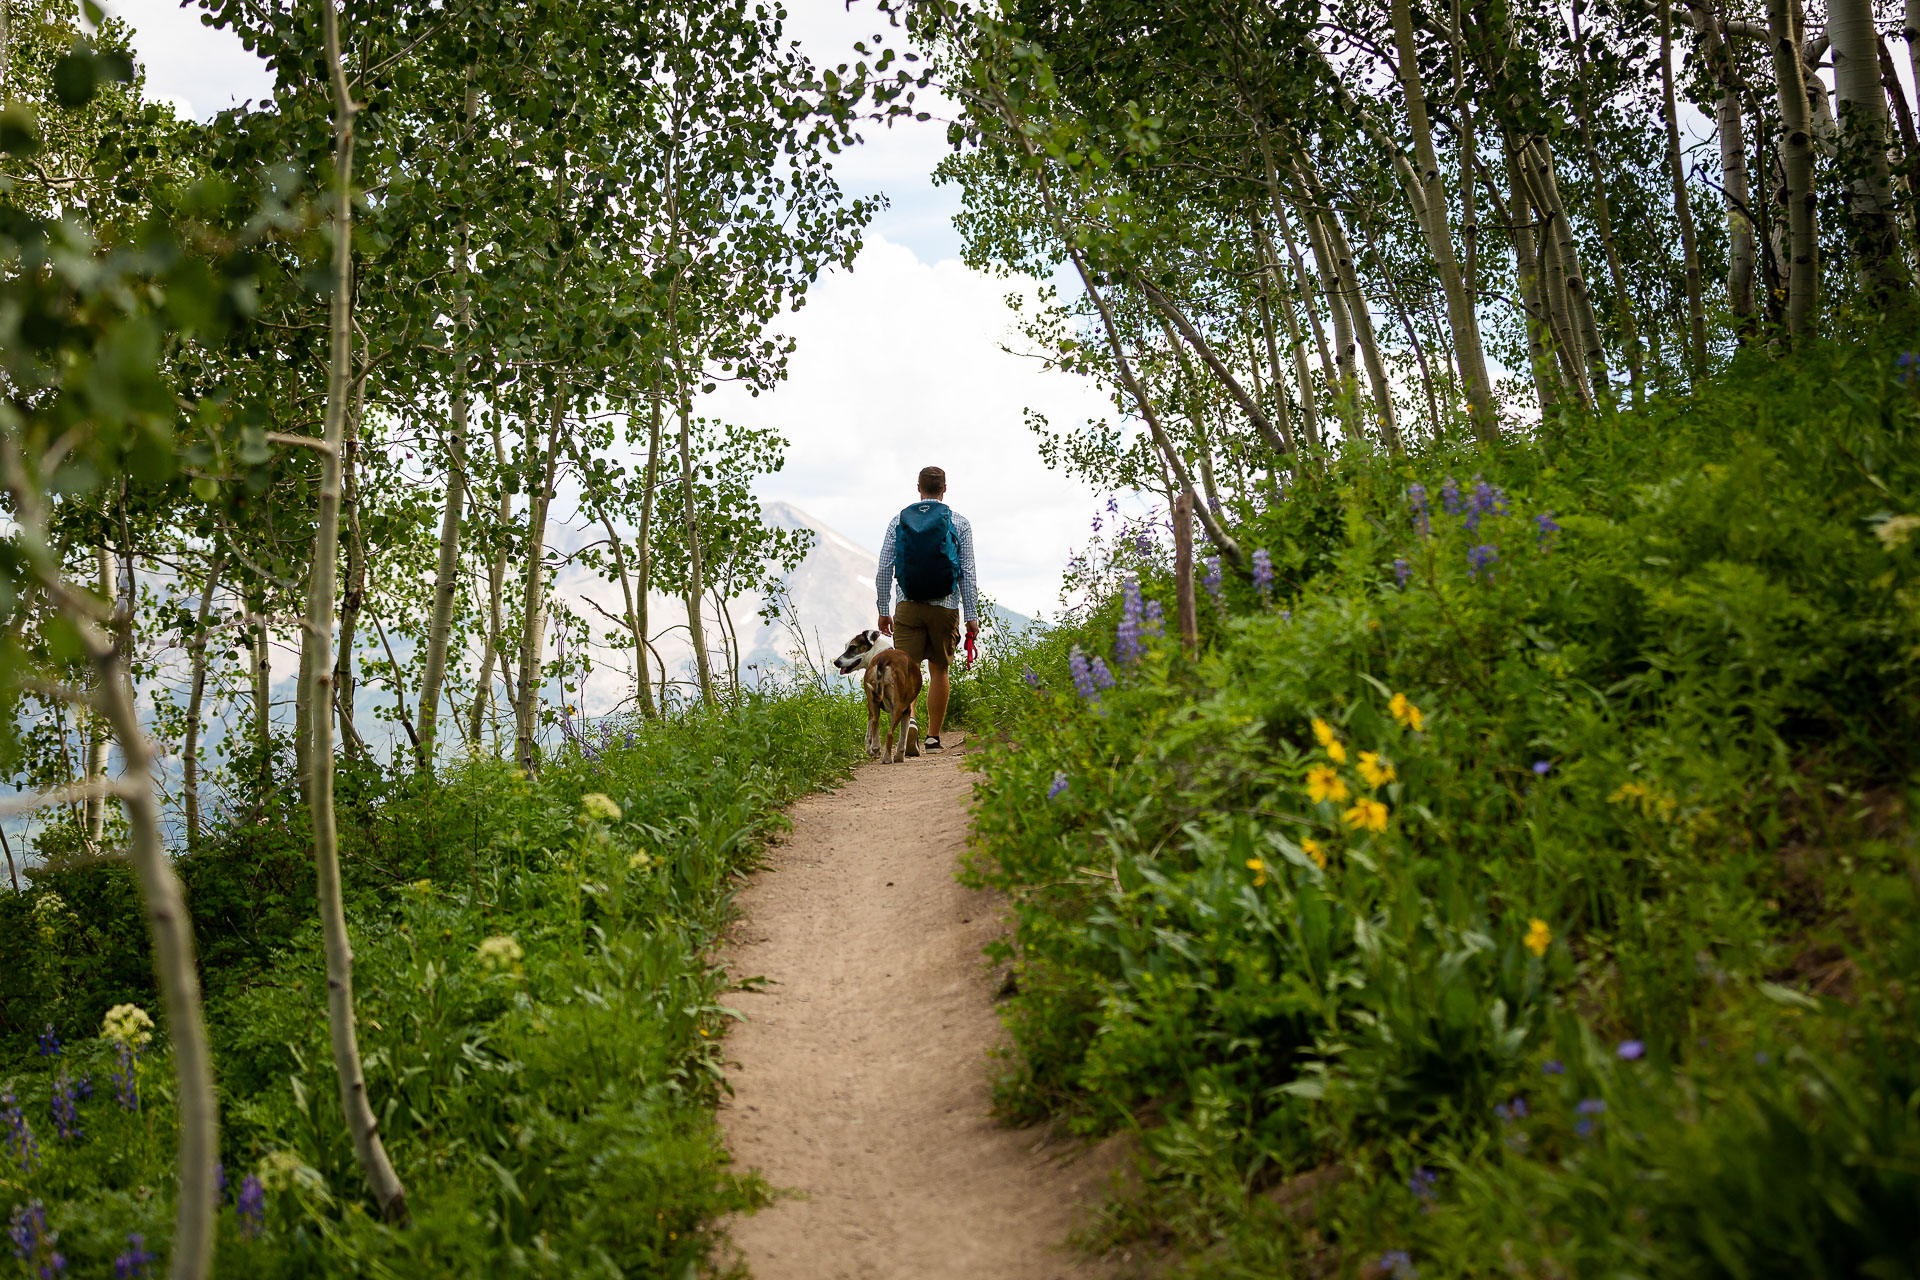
left=718, top=735, right=1118, bottom=1280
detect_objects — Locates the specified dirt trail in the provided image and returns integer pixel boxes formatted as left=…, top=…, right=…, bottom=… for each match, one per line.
left=719, top=734, right=1119, bottom=1280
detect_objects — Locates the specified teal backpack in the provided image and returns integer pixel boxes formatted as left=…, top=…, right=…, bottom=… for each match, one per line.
left=896, top=501, right=960, bottom=602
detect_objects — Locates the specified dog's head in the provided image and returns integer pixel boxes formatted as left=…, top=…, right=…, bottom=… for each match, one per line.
left=832, top=630, right=885, bottom=675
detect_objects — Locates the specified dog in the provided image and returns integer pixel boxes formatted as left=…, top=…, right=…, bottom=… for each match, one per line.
left=832, top=630, right=922, bottom=763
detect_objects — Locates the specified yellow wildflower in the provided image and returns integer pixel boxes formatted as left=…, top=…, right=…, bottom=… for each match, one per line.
left=1524, top=918, right=1552, bottom=957
left=1388, top=692, right=1426, bottom=732
left=1301, top=838, right=1327, bottom=869
left=1311, top=717, right=1349, bottom=763
left=1305, top=764, right=1350, bottom=804
left=581, top=793, right=623, bottom=822
left=102, top=1003, right=154, bottom=1048
left=1246, top=857, right=1267, bottom=887
left=1342, top=798, right=1389, bottom=833
left=1357, top=751, right=1397, bottom=789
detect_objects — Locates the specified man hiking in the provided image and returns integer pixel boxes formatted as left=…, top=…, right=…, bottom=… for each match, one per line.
left=875, top=466, right=979, bottom=752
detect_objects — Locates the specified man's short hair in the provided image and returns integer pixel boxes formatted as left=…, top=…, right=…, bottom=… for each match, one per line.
left=917, top=466, right=947, bottom=496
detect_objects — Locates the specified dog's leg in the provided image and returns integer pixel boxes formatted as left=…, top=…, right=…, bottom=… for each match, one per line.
left=866, top=696, right=882, bottom=758
left=881, top=702, right=898, bottom=763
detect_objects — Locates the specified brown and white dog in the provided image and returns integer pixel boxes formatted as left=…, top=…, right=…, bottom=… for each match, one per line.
left=832, top=630, right=922, bottom=763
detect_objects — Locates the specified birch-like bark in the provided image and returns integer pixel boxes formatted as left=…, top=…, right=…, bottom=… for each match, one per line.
left=85, top=545, right=112, bottom=845
left=514, top=381, right=566, bottom=769
left=1317, top=186, right=1400, bottom=449
left=183, top=547, right=224, bottom=852
left=333, top=394, right=365, bottom=756
left=1390, top=0, right=1496, bottom=440
left=1658, top=0, right=1709, bottom=375
left=1830, top=0, right=1904, bottom=296
left=1877, top=34, right=1920, bottom=261
left=633, top=386, right=662, bottom=717
left=1275, top=202, right=1336, bottom=387
left=1771, top=0, right=1819, bottom=338
left=1520, top=137, right=1609, bottom=397
left=1298, top=202, right=1361, bottom=440
left=469, top=417, right=513, bottom=743
left=312, top=0, right=406, bottom=1219
left=1495, top=154, right=1561, bottom=417
left=99, top=639, right=218, bottom=1280
left=669, top=300, right=717, bottom=705
left=1136, top=274, right=1292, bottom=457
left=417, top=90, right=476, bottom=768
left=1254, top=220, right=1323, bottom=449
left=1572, top=9, right=1646, bottom=397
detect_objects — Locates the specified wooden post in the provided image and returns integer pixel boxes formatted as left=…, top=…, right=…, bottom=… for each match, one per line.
left=1174, top=492, right=1199, bottom=655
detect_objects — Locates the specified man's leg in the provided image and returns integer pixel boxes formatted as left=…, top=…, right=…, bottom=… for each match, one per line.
left=926, top=660, right=950, bottom=739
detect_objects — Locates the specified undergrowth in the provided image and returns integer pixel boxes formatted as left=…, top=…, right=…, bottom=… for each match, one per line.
left=0, top=688, right=863, bottom=1277
left=953, top=335, right=1920, bottom=1277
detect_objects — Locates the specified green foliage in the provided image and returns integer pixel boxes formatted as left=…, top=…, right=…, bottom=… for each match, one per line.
left=0, top=687, right=865, bottom=1276
left=956, top=334, right=1920, bottom=1275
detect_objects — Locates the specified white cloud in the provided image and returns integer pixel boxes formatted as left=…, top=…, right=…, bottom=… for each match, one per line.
left=106, top=0, right=274, bottom=121
left=705, top=235, right=1110, bottom=619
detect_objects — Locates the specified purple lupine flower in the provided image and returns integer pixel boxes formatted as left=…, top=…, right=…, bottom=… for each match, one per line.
left=1898, top=352, right=1918, bottom=384
left=1379, top=1250, right=1417, bottom=1278
left=1251, top=549, right=1274, bottom=597
left=2, top=1092, right=38, bottom=1171
left=1142, top=599, right=1165, bottom=636
left=1470, top=475, right=1508, bottom=518
left=1392, top=557, right=1411, bottom=586
left=236, top=1174, right=266, bottom=1239
left=1021, top=667, right=1042, bottom=690
left=1068, top=647, right=1100, bottom=703
left=1107, top=494, right=1119, bottom=514
left=1535, top=511, right=1560, bottom=546
left=216, top=1163, right=227, bottom=1198
left=1116, top=578, right=1145, bottom=666
left=1406, top=483, right=1431, bottom=538
left=1616, top=1039, right=1645, bottom=1061
left=1090, top=510, right=1102, bottom=535
left=7, top=1201, right=61, bottom=1276
left=36, top=1025, right=60, bottom=1057
left=111, top=1042, right=140, bottom=1113
left=1201, top=556, right=1223, bottom=606
left=1574, top=1097, right=1606, bottom=1136
left=49, top=1072, right=80, bottom=1142
left=113, top=1234, right=157, bottom=1279
left=1134, top=530, right=1154, bottom=558
left=1467, top=543, right=1499, bottom=581
left=1439, top=477, right=1464, bottom=516
left=1542, top=1059, right=1565, bottom=1075
left=1089, top=656, right=1116, bottom=690
left=1409, top=1167, right=1438, bottom=1200
left=1533, top=760, right=1552, bottom=775
left=1048, top=771, right=1069, bottom=801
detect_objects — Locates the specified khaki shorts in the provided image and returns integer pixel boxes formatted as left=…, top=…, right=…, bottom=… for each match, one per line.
left=892, top=600, right=960, bottom=669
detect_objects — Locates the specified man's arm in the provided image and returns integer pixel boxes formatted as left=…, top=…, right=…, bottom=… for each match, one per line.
left=874, top=517, right=898, bottom=634
left=957, top=516, right=980, bottom=634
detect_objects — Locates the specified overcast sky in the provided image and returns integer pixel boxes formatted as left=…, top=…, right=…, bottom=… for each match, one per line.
left=108, top=0, right=1111, bottom=620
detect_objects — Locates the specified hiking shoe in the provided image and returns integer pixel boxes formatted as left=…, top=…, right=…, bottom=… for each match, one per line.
left=905, top=723, right=921, bottom=758
left=923, top=735, right=944, bottom=752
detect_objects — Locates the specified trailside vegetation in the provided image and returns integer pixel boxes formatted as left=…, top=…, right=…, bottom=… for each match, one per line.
left=952, top=336, right=1920, bottom=1275
left=1, top=690, right=865, bottom=1274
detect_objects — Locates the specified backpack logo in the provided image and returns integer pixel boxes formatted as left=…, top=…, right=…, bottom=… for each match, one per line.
left=896, top=502, right=960, bottom=603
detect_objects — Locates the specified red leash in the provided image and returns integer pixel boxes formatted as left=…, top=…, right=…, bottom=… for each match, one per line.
left=964, top=631, right=978, bottom=668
